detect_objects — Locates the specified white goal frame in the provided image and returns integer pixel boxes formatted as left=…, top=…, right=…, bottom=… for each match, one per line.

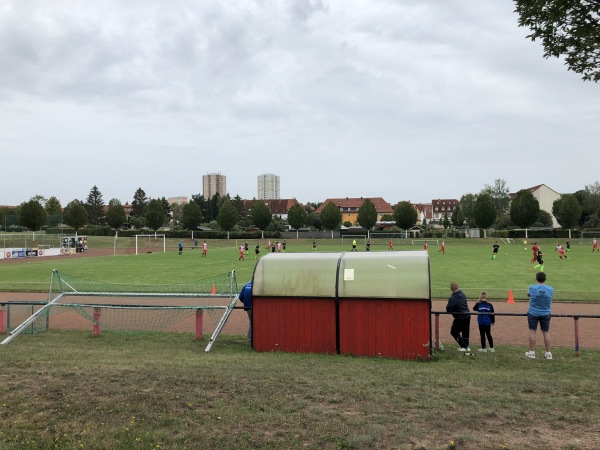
left=135, top=234, right=166, bottom=255
left=579, top=231, right=599, bottom=245
left=411, top=239, right=439, bottom=246
left=500, top=238, right=514, bottom=245
left=341, top=235, right=367, bottom=247
left=1, top=269, right=239, bottom=352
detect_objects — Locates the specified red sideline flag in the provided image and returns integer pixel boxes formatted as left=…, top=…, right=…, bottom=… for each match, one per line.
left=211, top=284, right=216, bottom=295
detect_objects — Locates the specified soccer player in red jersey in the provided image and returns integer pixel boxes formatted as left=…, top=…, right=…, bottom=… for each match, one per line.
left=530, top=243, right=540, bottom=264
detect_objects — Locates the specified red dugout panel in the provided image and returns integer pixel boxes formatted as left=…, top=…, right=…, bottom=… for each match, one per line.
left=339, top=299, right=430, bottom=359
left=252, top=297, right=337, bottom=354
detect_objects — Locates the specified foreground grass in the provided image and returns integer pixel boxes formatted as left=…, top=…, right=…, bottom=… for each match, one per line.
left=1, top=331, right=599, bottom=449
left=2, top=237, right=600, bottom=301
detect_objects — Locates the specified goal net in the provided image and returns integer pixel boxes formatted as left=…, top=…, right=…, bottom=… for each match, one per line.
left=412, top=239, right=439, bottom=246
left=579, top=231, right=598, bottom=245
left=1, top=269, right=239, bottom=352
left=500, top=238, right=514, bottom=245
left=368, top=232, right=408, bottom=246
left=132, top=234, right=166, bottom=255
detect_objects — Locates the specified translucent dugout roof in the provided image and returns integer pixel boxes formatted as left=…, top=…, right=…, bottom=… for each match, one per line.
left=253, top=252, right=340, bottom=298
left=252, top=251, right=430, bottom=300
left=337, top=251, right=430, bottom=300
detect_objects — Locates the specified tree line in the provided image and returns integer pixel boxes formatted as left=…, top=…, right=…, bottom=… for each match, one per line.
left=2, top=180, right=600, bottom=235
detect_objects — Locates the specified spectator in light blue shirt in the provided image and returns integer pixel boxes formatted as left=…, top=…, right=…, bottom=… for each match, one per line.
left=525, top=272, right=554, bottom=360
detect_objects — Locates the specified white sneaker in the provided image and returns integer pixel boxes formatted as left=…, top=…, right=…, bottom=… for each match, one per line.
left=458, top=347, right=467, bottom=352
left=545, top=352, right=553, bottom=360
left=488, top=348, right=495, bottom=353
left=465, top=347, right=470, bottom=352
left=478, top=348, right=487, bottom=352
left=525, top=351, right=536, bottom=359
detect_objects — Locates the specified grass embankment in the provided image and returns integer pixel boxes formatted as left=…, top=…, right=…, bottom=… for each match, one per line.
left=1, top=332, right=599, bottom=449
left=1, top=237, right=599, bottom=302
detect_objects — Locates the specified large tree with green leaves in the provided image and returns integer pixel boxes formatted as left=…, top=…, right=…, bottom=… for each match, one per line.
left=232, top=195, right=247, bottom=219
left=106, top=199, right=127, bottom=230
left=131, top=188, right=148, bottom=217
left=552, top=194, right=583, bottom=229
left=515, top=0, right=600, bottom=82
left=63, top=200, right=88, bottom=232
left=510, top=190, right=540, bottom=229
left=287, top=203, right=308, bottom=231
left=320, top=202, right=342, bottom=232
left=20, top=199, right=47, bottom=231
left=394, top=202, right=418, bottom=230
left=216, top=199, right=239, bottom=237
left=160, top=197, right=172, bottom=218
left=182, top=202, right=203, bottom=230
left=458, top=194, right=477, bottom=227
left=251, top=201, right=272, bottom=233
left=480, top=179, right=510, bottom=216
left=473, top=193, right=497, bottom=229
left=451, top=205, right=464, bottom=227
left=145, top=199, right=166, bottom=232
left=535, top=210, right=554, bottom=227
left=45, top=196, right=62, bottom=215
left=44, top=196, right=63, bottom=228
left=85, top=185, right=105, bottom=225
left=473, top=193, right=497, bottom=238
left=574, top=182, right=600, bottom=227
left=357, top=198, right=378, bottom=231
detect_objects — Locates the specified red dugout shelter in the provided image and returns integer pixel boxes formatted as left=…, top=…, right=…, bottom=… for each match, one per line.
left=251, top=251, right=431, bottom=360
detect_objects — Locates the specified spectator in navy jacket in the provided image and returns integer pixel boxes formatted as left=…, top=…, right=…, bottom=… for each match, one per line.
left=473, top=291, right=495, bottom=352
left=446, top=281, right=471, bottom=351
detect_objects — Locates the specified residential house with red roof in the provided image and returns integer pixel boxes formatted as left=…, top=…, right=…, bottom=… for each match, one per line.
left=315, top=197, right=394, bottom=226
left=242, top=199, right=300, bottom=220
left=431, top=199, right=459, bottom=224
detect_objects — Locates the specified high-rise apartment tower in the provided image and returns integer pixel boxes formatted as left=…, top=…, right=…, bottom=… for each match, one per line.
left=203, top=173, right=227, bottom=198
left=257, top=173, right=280, bottom=200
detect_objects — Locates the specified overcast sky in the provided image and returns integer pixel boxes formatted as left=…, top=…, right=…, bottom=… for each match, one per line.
left=1, top=0, right=598, bottom=207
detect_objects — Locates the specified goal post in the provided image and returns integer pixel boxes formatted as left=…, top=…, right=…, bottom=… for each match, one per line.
left=579, top=231, right=599, bottom=245
left=411, top=239, right=439, bottom=246
left=135, top=234, right=166, bottom=255
left=1, top=269, right=240, bottom=352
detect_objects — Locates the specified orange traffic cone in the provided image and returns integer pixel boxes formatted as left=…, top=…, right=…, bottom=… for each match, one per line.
left=211, top=284, right=216, bottom=295
left=507, top=289, right=515, bottom=304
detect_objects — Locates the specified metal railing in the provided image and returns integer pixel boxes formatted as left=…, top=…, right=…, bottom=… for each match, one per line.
left=432, top=311, right=600, bottom=356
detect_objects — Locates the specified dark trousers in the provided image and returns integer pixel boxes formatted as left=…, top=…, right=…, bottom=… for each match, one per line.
left=479, top=325, right=493, bottom=349
left=450, top=317, right=471, bottom=348
left=246, top=309, right=252, bottom=342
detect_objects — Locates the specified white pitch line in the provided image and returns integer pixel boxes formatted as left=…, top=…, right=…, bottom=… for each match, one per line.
left=387, top=264, right=396, bottom=269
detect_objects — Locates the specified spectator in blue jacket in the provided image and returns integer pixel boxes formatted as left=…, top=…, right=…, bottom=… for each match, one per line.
left=473, top=291, right=495, bottom=352
left=446, top=281, right=471, bottom=351
left=238, top=281, right=253, bottom=342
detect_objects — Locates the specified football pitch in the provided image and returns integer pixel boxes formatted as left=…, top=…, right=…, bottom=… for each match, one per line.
left=2, top=237, right=600, bottom=449
left=1, top=237, right=599, bottom=302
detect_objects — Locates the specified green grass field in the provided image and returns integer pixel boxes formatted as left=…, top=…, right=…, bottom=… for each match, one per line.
left=2, top=237, right=600, bottom=449
left=1, top=332, right=599, bottom=449
left=1, top=237, right=599, bottom=301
